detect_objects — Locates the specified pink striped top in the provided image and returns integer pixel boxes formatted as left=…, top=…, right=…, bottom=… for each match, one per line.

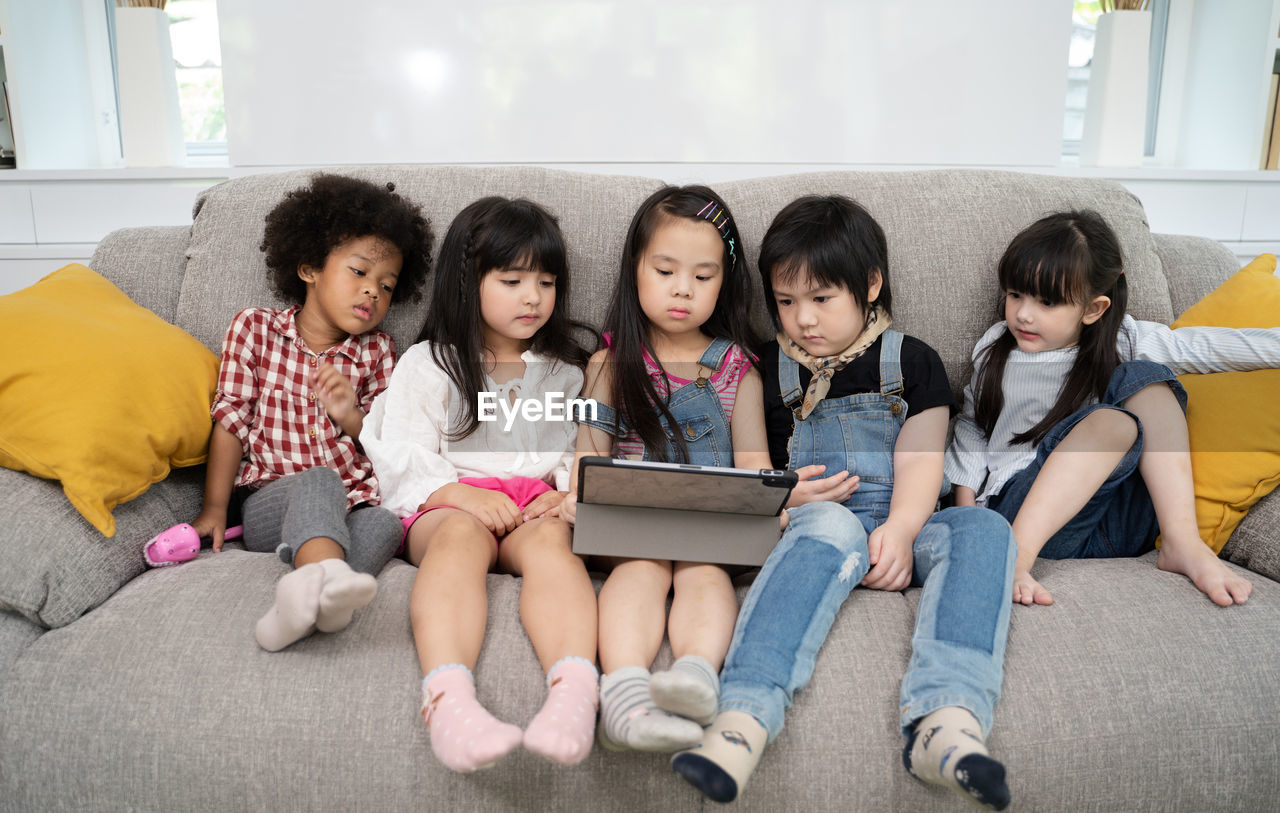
left=611, top=340, right=753, bottom=459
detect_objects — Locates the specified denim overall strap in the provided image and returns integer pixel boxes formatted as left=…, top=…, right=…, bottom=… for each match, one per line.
left=878, top=330, right=904, bottom=397
left=697, top=337, right=734, bottom=372
left=777, top=345, right=805, bottom=415
left=578, top=400, right=627, bottom=437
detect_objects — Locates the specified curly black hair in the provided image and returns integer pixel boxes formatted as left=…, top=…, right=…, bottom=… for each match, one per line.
left=259, top=173, right=433, bottom=304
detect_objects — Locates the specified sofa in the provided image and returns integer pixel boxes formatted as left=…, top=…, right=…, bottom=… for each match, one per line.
left=2, top=166, right=1278, bottom=812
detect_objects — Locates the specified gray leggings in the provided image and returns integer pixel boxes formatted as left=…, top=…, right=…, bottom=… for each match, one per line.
left=240, top=467, right=402, bottom=576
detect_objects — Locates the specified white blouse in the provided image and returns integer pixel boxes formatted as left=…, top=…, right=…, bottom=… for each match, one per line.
left=361, top=341, right=583, bottom=518
left=945, top=315, right=1280, bottom=505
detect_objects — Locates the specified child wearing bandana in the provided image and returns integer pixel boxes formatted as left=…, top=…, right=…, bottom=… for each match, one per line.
left=672, top=195, right=1017, bottom=811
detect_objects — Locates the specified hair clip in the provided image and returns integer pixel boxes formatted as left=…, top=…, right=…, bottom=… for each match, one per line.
left=697, top=200, right=736, bottom=265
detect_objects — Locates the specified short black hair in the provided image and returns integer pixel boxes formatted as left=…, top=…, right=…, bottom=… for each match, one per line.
left=260, top=173, right=433, bottom=304
left=757, top=195, right=892, bottom=326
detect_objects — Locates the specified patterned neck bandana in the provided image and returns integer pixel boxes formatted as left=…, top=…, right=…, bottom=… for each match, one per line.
left=777, top=304, right=892, bottom=419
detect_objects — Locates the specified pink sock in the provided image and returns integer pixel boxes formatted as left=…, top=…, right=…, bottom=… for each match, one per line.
left=421, top=665, right=523, bottom=773
left=522, top=657, right=599, bottom=766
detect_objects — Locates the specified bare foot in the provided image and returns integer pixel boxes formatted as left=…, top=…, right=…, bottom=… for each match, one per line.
left=1157, top=538, right=1252, bottom=607
left=1012, top=569, right=1054, bottom=606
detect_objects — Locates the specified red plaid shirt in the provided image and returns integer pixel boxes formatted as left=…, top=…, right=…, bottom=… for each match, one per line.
left=210, top=306, right=396, bottom=509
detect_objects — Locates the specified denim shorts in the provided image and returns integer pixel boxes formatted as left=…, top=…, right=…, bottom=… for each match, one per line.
left=986, top=360, right=1187, bottom=560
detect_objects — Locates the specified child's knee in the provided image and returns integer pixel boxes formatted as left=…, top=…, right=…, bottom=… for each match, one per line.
left=1074, top=407, right=1138, bottom=450
left=789, top=501, right=868, bottom=557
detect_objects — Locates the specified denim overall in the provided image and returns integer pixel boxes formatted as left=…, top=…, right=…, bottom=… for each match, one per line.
left=718, top=331, right=1017, bottom=740
left=581, top=337, right=735, bottom=465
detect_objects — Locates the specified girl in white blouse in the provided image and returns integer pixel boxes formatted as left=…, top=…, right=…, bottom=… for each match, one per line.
left=361, top=197, right=597, bottom=773
left=946, top=210, right=1279, bottom=609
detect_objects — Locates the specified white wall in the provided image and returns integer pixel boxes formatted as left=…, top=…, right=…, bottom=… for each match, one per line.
left=218, top=0, right=1073, bottom=167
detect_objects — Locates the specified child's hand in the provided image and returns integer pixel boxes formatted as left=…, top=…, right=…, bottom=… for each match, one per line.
left=862, top=520, right=914, bottom=591
left=1012, top=569, right=1054, bottom=606
left=786, top=464, right=860, bottom=507
left=191, top=508, right=228, bottom=552
left=779, top=508, right=789, bottom=533
left=522, top=490, right=567, bottom=520
left=311, top=363, right=359, bottom=428
left=448, top=484, right=523, bottom=536
left=560, top=492, right=578, bottom=525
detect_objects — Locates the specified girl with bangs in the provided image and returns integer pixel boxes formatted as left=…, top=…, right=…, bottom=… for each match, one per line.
left=947, top=210, right=1279, bottom=608
left=561, top=185, right=770, bottom=754
left=361, top=197, right=597, bottom=772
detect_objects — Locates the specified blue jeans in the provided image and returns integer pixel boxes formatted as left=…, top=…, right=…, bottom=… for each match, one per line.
left=986, top=360, right=1187, bottom=560
left=718, top=503, right=1015, bottom=740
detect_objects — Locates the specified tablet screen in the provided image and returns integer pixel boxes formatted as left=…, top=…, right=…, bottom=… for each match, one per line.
left=577, top=457, right=796, bottom=516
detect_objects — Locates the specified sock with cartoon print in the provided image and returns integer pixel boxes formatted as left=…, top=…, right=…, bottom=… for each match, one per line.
left=650, top=654, right=720, bottom=725
left=523, top=657, right=599, bottom=766
left=903, top=706, right=1011, bottom=811
left=671, top=710, right=769, bottom=803
left=598, top=666, right=703, bottom=752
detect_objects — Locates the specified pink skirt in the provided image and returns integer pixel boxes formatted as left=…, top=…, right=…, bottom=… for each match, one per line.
left=399, top=476, right=554, bottom=548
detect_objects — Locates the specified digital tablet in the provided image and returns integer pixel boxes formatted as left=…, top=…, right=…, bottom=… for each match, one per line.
left=572, top=456, right=798, bottom=565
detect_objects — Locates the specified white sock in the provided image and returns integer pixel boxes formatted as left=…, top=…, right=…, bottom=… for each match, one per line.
left=598, top=666, right=703, bottom=752
left=650, top=654, right=720, bottom=725
left=314, top=558, right=378, bottom=633
left=254, top=563, right=324, bottom=651
left=904, top=706, right=1011, bottom=810
left=671, top=710, right=769, bottom=803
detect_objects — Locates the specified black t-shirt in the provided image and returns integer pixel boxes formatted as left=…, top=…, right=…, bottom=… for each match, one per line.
left=758, top=334, right=957, bottom=469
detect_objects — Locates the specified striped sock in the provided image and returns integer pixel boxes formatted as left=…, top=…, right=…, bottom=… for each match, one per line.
left=598, top=666, right=703, bottom=752
left=650, top=654, right=720, bottom=725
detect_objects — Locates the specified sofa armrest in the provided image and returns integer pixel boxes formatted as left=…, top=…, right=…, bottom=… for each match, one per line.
left=1152, top=233, right=1238, bottom=320
left=89, top=226, right=192, bottom=324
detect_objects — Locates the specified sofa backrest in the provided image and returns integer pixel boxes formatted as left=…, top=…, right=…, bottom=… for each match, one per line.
left=159, top=166, right=1170, bottom=390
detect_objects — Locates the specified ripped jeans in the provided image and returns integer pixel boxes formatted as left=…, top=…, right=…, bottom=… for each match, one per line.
left=718, top=503, right=1014, bottom=741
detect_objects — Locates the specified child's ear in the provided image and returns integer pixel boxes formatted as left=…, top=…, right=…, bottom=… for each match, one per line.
left=867, top=268, right=883, bottom=303
left=297, top=265, right=318, bottom=285
left=1081, top=295, right=1111, bottom=325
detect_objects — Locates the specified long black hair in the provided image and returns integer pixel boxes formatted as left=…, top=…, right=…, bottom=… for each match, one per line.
left=417, top=196, right=589, bottom=441
left=602, top=185, right=758, bottom=462
left=973, top=210, right=1128, bottom=446
left=757, top=194, right=893, bottom=327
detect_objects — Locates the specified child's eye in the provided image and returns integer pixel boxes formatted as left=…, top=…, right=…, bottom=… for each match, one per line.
left=381, top=284, right=394, bottom=293
left=500, top=278, right=521, bottom=286
left=539, top=280, right=555, bottom=288
left=655, top=269, right=673, bottom=276
left=696, top=275, right=713, bottom=282
left=776, top=298, right=792, bottom=307
left=813, top=296, right=830, bottom=304
left=1040, top=298, right=1053, bottom=308
left=350, top=267, right=367, bottom=276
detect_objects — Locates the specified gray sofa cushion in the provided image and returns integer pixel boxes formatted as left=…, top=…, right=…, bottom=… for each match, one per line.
left=0, top=466, right=203, bottom=628
left=175, top=166, right=665, bottom=355
left=3, top=549, right=1274, bottom=811
left=1223, top=487, right=1280, bottom=584
left=88, top=225, right=192, bottom=324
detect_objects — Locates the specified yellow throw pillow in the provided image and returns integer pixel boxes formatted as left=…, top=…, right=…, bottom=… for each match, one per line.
left=1169, top=254, right=1280, bottom=553
left=0, top=265, right=218, bottom=536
